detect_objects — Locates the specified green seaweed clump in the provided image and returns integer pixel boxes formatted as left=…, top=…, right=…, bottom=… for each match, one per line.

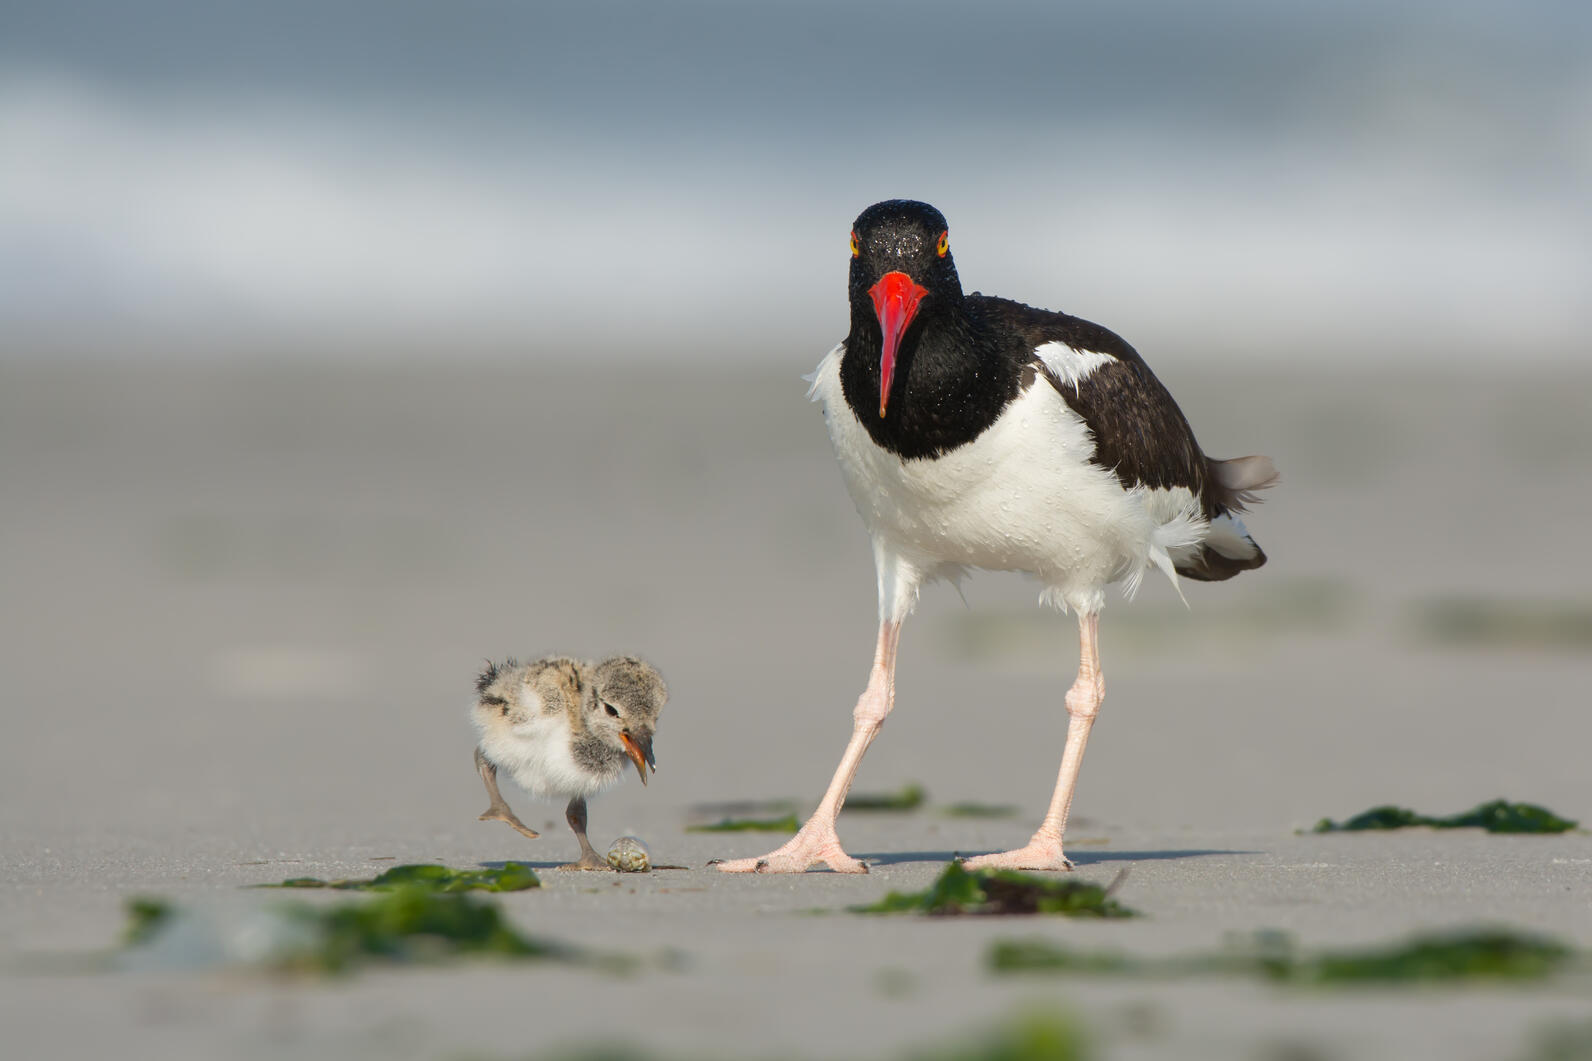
left=1441, top=801, right=1578, bottom=833
left=940, top=802, right=1019, bottom=819
left=854, top=862, right=1135, bottom=918
left=293, top=887, right=562, bottom=973
left=1412, top=596, right=1592, bottom=652
left=686, top=814, right=800, bottom=833
left=844, top=783, right=927, bottom=813
left=1313, top=799, right=1578, bottom=834
left=126, top=887, right=571, bottom=975
left=687, top=798, right=799, bottom=818
left=990, top=927, right=1575, bottom=986
left=1297, top=928, right=1572, bottom=984
left=532, top=1011, right=1092, bottom=1061
left=123, top=897, right=175, bottom=946
left=1312, top=805, right=1425, bottom=831
left=988, top=939, right=1143, bottom=975
left=904, top=1012, right=1090, bottom=1061
left=264, top=862, right=541, bottom=892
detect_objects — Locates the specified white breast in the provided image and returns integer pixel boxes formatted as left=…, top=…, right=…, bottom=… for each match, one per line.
left=808, top=344, right=1207, bottom=614
left=473, top=708, right=622, bottom=800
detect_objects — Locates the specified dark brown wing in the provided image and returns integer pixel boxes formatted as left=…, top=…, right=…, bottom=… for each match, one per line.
left=977, top=295, right=1218, bottom=515
left=973, top=295, right=1276, bottom=581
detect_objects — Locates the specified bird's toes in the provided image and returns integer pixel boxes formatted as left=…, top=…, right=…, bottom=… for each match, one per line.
left=960, top=844, right=1074, bottom=872
left=719, top=851, right=869, bottom=874
left=711, top=856, right=773, bottom=873
left=478, top=809, right=541, bottom=839
left=824, top=856, right=870, bottom=875
left=713, top=824, right=868, bottom=873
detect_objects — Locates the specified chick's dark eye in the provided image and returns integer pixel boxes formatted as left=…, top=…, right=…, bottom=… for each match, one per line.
left=604, top=703, right=619, bottom=718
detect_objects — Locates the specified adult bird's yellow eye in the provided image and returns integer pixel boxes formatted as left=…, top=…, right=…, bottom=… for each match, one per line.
left=850, top=231, right=860, bottom=258
left=936, top=230, right=949, bottom=257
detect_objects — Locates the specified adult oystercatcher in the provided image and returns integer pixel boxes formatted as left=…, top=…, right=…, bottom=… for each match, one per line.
left=717, top=199, right=1276, bottom=874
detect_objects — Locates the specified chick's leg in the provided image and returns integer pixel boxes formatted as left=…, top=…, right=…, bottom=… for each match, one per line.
left=559, top=797, right=612, bottom=871
left=475, top=747, right=540, bottom=839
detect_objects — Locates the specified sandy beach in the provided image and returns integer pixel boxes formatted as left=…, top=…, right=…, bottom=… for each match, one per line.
left=2, top=357, right=1590, bottom=1059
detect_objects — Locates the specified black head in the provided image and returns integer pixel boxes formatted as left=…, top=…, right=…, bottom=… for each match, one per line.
left=849, top=201, right=958, bottom=280
left=847, top=200, right=964, bottom=417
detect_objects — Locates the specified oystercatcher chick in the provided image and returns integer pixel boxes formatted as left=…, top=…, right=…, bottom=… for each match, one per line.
left=717, top=199, right=1276, bottom=874
left=472, top=656, right=665, bottom=871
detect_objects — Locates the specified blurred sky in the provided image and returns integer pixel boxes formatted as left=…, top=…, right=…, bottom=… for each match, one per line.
left=1, top=0, right=1587, bottom=363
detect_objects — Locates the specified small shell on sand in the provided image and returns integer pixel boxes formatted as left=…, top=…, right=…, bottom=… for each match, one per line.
left=606, top=835, right=652, bottom=872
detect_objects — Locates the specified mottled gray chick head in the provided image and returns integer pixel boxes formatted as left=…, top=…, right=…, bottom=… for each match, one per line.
left=589, top=656, right=666, bottom=784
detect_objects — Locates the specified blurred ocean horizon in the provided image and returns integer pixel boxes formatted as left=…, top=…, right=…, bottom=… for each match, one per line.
left=2, top=0, right=1587, bottom=364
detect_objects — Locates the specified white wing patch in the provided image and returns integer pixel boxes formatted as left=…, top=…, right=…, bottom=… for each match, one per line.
left=1033, top=341, right=1117, bottom=392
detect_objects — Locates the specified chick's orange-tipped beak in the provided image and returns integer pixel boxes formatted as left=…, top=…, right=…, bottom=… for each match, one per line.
left=620, top=731, right=654, bottom=786
left=868, top=271, right=928, bottom=418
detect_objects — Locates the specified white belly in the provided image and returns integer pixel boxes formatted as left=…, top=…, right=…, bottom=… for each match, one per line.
left=809, top=345, right=1205, bottom=614
left=475, top=711, right=621, bottom=800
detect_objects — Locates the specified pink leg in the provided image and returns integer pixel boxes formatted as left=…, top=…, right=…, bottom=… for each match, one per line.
left=716, top=620, right=902, bottom=873
left=963, top=612, right=1103, bottom=872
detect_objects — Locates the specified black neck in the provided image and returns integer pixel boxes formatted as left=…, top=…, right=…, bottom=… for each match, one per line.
left=840, top=296, right=1023, bottom=460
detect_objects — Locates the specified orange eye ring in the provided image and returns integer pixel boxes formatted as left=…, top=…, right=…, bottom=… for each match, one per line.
left=849, top=231, right=861, bottom=258
left=935, top=230, right=949, bottom=258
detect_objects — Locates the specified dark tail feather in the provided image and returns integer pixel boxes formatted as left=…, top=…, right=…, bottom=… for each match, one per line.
left=1180, top=456, right=1277, bottom=582
left=1208, top=455, right=1279, bottom=513
left=1177, top=538, right=1267, bottom=581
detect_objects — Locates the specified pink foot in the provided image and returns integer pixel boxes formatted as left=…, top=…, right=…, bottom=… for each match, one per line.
left=713, top=825, right=869, bottom=874
left=961, top=836, right=1073, bottom=872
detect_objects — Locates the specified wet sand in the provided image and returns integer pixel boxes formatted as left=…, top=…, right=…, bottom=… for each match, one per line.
left=2, top=356, right=1590, bottom=1059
